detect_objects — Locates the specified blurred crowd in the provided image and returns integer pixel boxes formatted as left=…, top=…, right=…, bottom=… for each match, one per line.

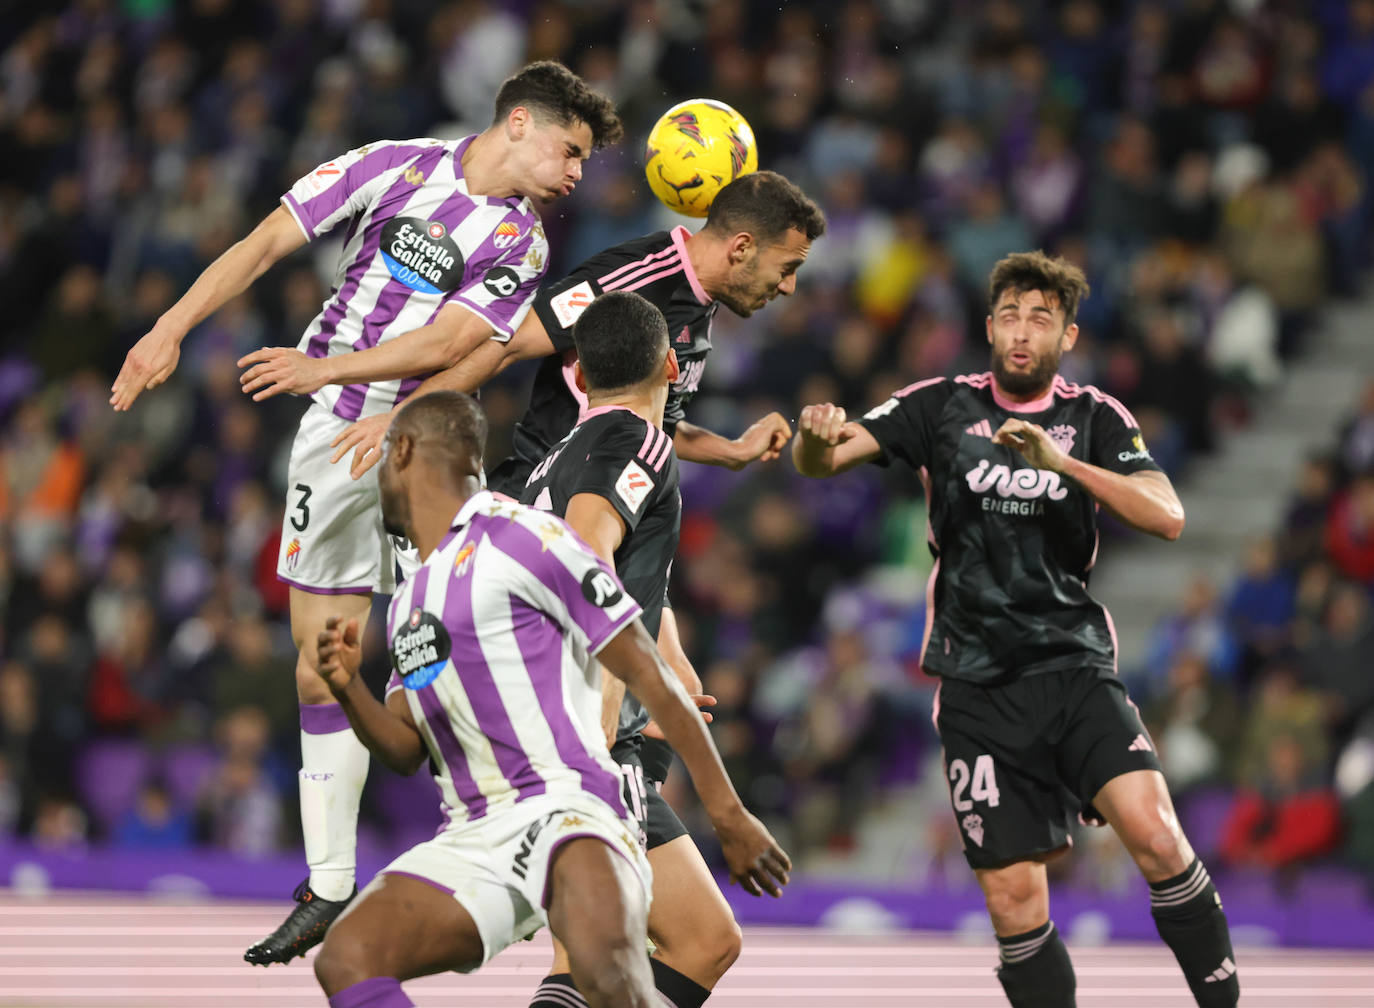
left=1, top=0, right=1373, bottom=894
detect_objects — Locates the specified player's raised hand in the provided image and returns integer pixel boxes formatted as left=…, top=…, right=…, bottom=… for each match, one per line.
left=992, top=418, right=1067, bottom=472
left=797, top=403, right=855, bottom=446
left=330, top=413, right=390, bottom=479
left=110, top=328, right=181, bottom=411
left=316, top=616, right=362, bottom=692
left=642, top=694, right=717, bottom=740
left=729, top=412, right=793, bottom=469
left=714, top=806, right=791, bottom=898
left=238, top=346, right=331, bottom=401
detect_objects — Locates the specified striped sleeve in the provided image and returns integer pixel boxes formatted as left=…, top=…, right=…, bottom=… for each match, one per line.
left=570, top=417, right=673, bottom=532
left=450, top=210, right=550, bottom=340
left=281, top=140, right=431, bottom=240
left=488, top=512, right=642, bottom=656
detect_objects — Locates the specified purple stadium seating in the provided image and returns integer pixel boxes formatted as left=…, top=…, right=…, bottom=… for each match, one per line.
left=75, top=739, right=152, bottom=835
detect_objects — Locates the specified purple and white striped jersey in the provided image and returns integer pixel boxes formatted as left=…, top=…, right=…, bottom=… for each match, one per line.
left=281, top=136, right=550, bottom=422
left=383, top=491, right=641, bottom=827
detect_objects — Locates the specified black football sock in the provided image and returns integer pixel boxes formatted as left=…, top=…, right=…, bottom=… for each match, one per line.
left=529, top=973, right=587, bottom=1008
left=651, top=957, right=712, bottom=1008
left=1150, top=858, right=1239, bottom=1007
left=995, top=920, right=1076, bottom=1008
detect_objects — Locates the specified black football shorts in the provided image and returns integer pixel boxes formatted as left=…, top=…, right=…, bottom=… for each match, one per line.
left=611, top=736, right=689, bottom=852
left=933, top=668, right=1163, bottom=869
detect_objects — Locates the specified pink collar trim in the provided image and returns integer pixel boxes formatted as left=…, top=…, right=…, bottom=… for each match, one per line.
left=991, top=377, right=1057, bottom=413
left=671, top=225, right=712, bottom=305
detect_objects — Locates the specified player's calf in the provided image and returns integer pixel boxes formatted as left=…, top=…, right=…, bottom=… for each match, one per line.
left=1149, top=858, right=1239, bottom=1008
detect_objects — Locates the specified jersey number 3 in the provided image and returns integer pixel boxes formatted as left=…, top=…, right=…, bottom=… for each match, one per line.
left=291, top=483, right=313, bottom=532
left=949, top=755, right=1000, bottom=810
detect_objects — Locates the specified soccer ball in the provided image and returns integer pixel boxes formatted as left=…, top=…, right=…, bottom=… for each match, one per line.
left=644, top=99, right=758, bottom=218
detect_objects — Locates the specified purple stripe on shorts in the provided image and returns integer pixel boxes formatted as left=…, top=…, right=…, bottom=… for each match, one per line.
left=277, top=574, right=373, bottom=596
left=442, top=536, right=548, bottom=803
left=300, top=701, right=351, bottom=735
left=382, top=870, right=455, bottom=897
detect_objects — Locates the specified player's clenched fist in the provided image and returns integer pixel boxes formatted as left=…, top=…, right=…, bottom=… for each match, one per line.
left=316, top=615, right=362, bottom=693
left=798, top=403, right=850, bottom=445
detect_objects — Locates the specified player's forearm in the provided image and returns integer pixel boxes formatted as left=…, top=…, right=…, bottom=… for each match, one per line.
left=604, top=627, right=743, bottom=820
left=599, top=666, right=626, bottom=749
left=158, top=232, right=287, bottom=341
left=1060, top=458, right=1185, bottom=540
left=330, top=676, right=427, bottom=774
left=673, top=421, right=747, bottom=468
left=322, top=319, right=489, bottom=386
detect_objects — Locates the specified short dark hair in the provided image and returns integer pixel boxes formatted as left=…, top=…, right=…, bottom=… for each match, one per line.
left=492, top=60, right=623, bottom=149
left=573, top=291, right=669, bottom=392
left=988, top=251, right=1091, bottom=326
left=392, top=390, right=487, bottom=473
left=703, top=170, right=827, bottom=244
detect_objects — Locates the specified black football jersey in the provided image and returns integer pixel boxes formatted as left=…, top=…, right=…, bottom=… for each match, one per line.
left=519, top=405, right=682, bottom=741
left=500, top=227, right=717, bottom=487
left=859, top=373, right=1164, bottom=684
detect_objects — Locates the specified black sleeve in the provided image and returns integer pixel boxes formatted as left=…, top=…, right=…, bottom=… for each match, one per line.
left=532, top=270, right=606, bottom=353
left=568, top=418, right=666, bottom=533
left=857, top=379, right=947, bottom=471
left=1088, top=395, right=1165, bottom=476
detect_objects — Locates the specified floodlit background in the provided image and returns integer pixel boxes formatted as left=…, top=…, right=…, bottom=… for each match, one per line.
left=1, top=0, right=1373, bottom=954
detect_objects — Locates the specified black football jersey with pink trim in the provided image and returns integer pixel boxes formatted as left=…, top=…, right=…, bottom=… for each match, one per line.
left=859, top=373, right=1164, bottom=684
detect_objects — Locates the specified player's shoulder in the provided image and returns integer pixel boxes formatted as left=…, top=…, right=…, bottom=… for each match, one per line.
left=1049, top=376, right=1141, bottom=427
left=360, top=137, right=451, bottom=164
left=863, top=375, right=955, bottom=420
left=572, top=230, right=675, bottom=276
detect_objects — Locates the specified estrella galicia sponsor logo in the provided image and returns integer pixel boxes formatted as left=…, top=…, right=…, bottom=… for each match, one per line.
left=581, top=568, right=623, bottom=608
left=391, top=607, right=452, bottom=689
left=965, top=459, right=1068, bottom=516
left=380, top=217, right=464, bottom=294
left=482, top=265, right=521, bottom=298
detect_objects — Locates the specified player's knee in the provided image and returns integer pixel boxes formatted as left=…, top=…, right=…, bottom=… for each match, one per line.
left=313, top=931, right=372, bottom=994
left=982, top=875, right=1046, bottom=932
left=573, top=933, right=645, bottom=1002
left=1135, top=822, right=1189, bottom=877
left=708, top=916, right=743, bottom=976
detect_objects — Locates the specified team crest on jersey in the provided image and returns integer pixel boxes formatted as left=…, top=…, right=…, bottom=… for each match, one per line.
left=393, top=608, right=452, bottom=689
left=284, top=537, right=302, bottom=570
left=380, top=217, right=464, bottom=294
left=1047, top=424, right=1076, bottom=454
left=453, top=543, right=475, bottom=576
left=493, top=220, right=522, bottom=249
left=962, top=813, right=984, bottom=847
left=550, top=280, right=595, bottom=328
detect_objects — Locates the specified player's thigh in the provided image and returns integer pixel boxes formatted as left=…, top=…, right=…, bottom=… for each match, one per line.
left=1054, top=675, right=1165, bottom=825
left=973, top=859, right=1052, bottom=937
left=646, top=834, right=739, bottom=956
left=278, top=403, right=394, bottom=598
left=1091, top=769, right=1194, bottom=879
left=547, top=836, right=649, bottom=966
left=935, top=679, right=1069, bottom=868
left=315, top=872, right=484, bottom=992
left=291, top=586, right=372, bottom=675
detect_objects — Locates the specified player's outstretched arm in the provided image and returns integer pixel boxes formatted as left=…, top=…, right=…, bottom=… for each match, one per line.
left=674, top=413, right=793, bottom=470
left=598, top=619, right=791, bottom=897
left=316, top=616, right=427, bottom=774
left=991, top=418, right=1186, bottom=540
left=324, top=313, right=559, bottom=479
left=111, top=206, right=307, bottom=411
left=791, top=403, right=882, bottom=476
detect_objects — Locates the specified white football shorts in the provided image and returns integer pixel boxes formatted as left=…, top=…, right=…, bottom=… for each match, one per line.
left=380, top=792, right=652, bottom=968
left=277, top=402, right=400, bottom=595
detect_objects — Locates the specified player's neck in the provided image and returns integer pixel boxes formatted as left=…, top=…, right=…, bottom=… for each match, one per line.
left=682, top=229, right=725, bottom=300
left=991, top=375, right=1055, bottom=408
left=459, top=129, right=517, bottom=199
left=587, top=391, right=665, bottom=429
left=408, top=477, right=483, bottom=560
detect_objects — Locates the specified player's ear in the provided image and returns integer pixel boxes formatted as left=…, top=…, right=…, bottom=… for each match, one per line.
left=506, top=105, right=529, bottom=140
left=985, top=315, right=994, bottom=345
left=665, top=348, right=680, bottom=383
left=391, top=431, right=415, bottom=469
left=728, top=232, right=754, bottom=265
left=1061, top=322, right=1079, bottom=352
left=573, top=360, right=588, bottom=394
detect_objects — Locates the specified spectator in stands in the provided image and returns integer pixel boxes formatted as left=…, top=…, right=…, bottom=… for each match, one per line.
left=114, top=779, right=193, bottom=851
left=1324, top=472, right=1374, bottom=584
left=1143, top=651, right=1241, bottom=799
left=1300, top=581, right=1374, bottom=750
left=1224, top=536, right=1297, bottom=685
